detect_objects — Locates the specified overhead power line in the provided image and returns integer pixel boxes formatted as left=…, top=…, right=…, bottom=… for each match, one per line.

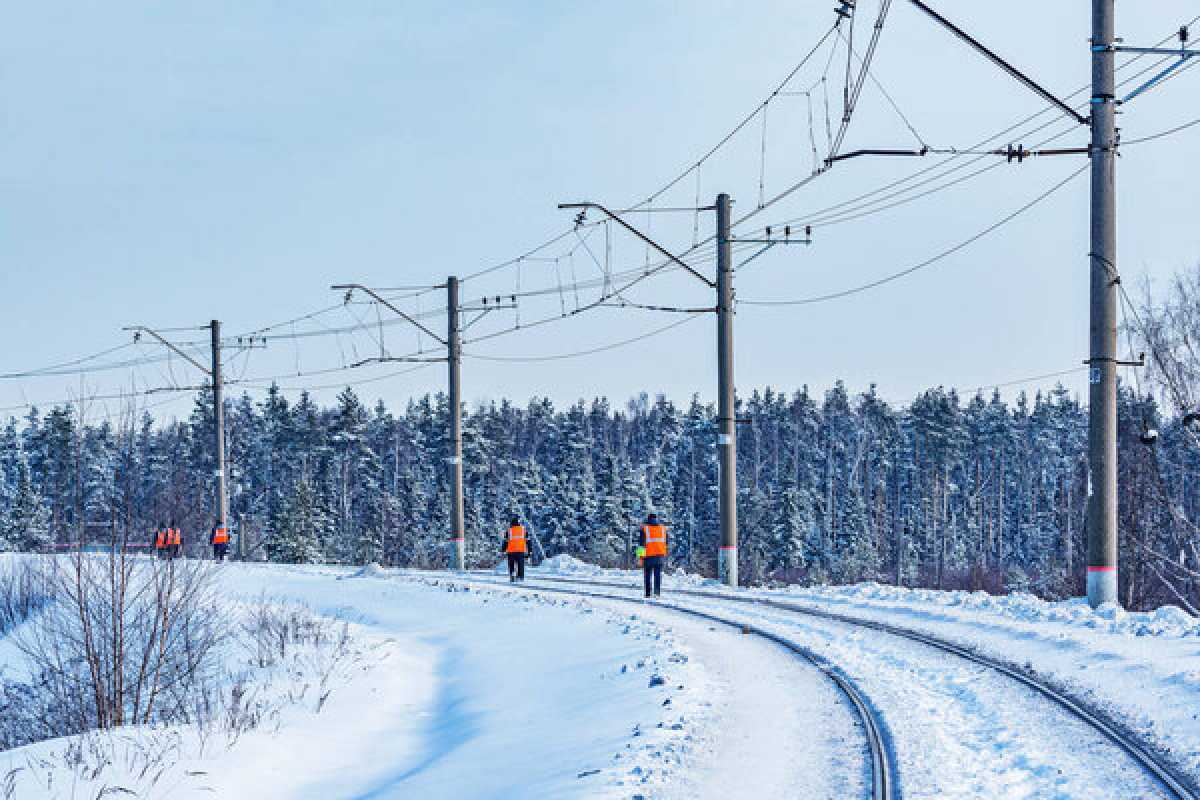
left=1124, top=114, right=1200, bottom=146
left=972, top=367, right=1088, bottom=395
left=463, top=314, right=705, bottom=363
left=235, top=361, right=437, bottom=394
left=631, top=23, right=841, bottom=210
left=757, top=19, right=1200, bottom=233
left=0, top=342, right=136, bottom=380
left=740, top=161, right=1087, bottom=307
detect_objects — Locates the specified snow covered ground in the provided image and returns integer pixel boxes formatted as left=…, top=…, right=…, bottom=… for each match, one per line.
left=1, top=559, right=864, bottom=799
left=2, top=555, right=1197, bottom=799
left=514, top=556, right=1200, bottom=795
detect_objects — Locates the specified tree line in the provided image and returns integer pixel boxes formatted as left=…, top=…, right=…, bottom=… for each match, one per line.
left=1, top=375, right=1195, bottom=612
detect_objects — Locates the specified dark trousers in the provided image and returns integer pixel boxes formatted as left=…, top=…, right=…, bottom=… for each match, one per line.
left=643, top=556, right=664, bottom=597
left=507, top=553, right=526, bottom=581
left=213, top=543, right=228, bottom=561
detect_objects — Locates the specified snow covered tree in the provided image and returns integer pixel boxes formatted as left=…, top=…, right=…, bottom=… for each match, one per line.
left=268, top=475, right=328, bottom=564
left=3, top=451, right=51, bottom=552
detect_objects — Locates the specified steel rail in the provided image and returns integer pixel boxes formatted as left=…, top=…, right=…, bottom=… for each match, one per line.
left=416, top=572, right=895, bottom=800
left=482, top=572, right=1198, bottom=800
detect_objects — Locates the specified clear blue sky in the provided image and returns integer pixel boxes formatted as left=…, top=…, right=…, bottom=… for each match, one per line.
left=3, top=1, right=1198, bottom=423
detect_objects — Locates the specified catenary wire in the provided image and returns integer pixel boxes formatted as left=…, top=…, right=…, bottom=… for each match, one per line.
left=758, top=15, right=1200, bottom=232
left=630, top=23, right=841, bottom=210
left=739, top=161, right=1087, bottom=306
left=462, top=314, right=705, bottom=363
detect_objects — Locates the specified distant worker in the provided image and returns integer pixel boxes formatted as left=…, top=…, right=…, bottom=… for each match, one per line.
left=167, top=520, right=182, bottom=560
left=211, top=520, right=230, bottom=561
left=639, top=513, right=667, bottom=598
left=154, top=523, right=169, bottom=559
left=503, top=516, right=527, bottom=583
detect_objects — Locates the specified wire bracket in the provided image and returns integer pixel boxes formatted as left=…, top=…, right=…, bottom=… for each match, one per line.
left=909, top=0, right=1088, bottom=125
left=732, top=224, right=814, bottom=246
left=1082, top=354, right=1145, bottom=368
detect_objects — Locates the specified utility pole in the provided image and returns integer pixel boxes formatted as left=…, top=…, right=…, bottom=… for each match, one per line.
left=1086, top=0, right=1119, bottom=608
left=447, top=276, right=466, bottom=571
left=715, top=193, right=738, bottom=587
left=557, top=198, right=763, bottom=588
left=124, top=322, right=230, bottom=550
left=332, top=280, right=513, bottom=572
left=210, top=320, right=229, bottom=552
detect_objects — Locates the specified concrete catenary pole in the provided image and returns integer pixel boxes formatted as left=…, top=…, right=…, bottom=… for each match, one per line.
left=447, top=276, right=466, bottom=571
left=210, top=320, right=229, bottom=548
left=1086, top=0, right=1119, bottom=608
left=715, top=193, right=738, bottom=587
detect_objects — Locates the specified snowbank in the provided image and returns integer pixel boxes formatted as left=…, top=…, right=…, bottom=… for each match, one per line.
left=533, top=553, right=606, bottom=576
left=0, top=587, right=420, bottom=799
left=490, top=553, right=607, bottom=577
left=785, top=580, right=1200, bottom=639
left=1, top=627, right=421, bottom=799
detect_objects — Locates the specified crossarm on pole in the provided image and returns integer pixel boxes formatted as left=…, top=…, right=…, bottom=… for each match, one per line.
left=558, top=202, right=715, bottom=288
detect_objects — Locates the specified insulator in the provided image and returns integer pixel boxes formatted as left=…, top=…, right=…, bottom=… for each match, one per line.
left=1141, top=419, right=1160, bottom=446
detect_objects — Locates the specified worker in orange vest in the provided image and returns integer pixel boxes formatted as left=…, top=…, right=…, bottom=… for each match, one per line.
left=154, top=523, right=169, bottom=559
left=210, top=520, right=230, bottom=561
left=167, top=520, right=182, bottom=560
left=503, top=516, right=527, bottom=583
left=639, top=513, right=667, bottom=598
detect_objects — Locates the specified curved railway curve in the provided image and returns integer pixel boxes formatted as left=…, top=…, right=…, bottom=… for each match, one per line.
left=414, top=573, right=897, bottom=800
left=458, top=571, right=1199, bottom=800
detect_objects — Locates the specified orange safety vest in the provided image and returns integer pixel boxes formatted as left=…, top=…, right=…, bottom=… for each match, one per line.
left=643, top=524, right=667, bottom=557
left=155, top=530, right=167, bottom=549
left=506, top=525, right=527, bottom=554
left=169, top=528, right=182, bottom=547
left=212, top=527, right=229, bottom=544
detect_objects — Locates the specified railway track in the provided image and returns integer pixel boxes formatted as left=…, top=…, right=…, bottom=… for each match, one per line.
left=464, top=571, right=1199, bottom=800
left=417, top=572, right=896, bottom=800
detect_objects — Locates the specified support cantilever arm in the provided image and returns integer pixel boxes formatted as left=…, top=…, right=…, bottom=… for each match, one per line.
left=124, top=326, right=211, bottom=375
left=908, top=0, right=1088, bottom=126
left=331, top=284, right=447, bottom=346
left=827, top=148, right=928, bottom=165
left=349, top=356, right=448, bottom=368
left=558, top=202, right=715, bottom=288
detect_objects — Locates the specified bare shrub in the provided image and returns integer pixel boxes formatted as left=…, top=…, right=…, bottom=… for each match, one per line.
left=0, top=562, right=383, bottom=797
left=5, top=553, right=224, bottom=747
left=0, top=558, right=52, bottom=636
left=240, top=596, right=350, bottom=669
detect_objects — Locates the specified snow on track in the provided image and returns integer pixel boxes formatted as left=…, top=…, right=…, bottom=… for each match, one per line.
left=442, top=574, right=871, bottom=799
left=671, top=593, right=1176, bottom=800
left=507, top=558, right=1200, bottom=793
left=488, top=572, right=1186, bottom=799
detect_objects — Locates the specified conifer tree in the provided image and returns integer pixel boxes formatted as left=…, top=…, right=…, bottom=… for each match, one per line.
left=4, top=451, right=51, bottom=552
left=268, top=475, right=327, bottom=564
